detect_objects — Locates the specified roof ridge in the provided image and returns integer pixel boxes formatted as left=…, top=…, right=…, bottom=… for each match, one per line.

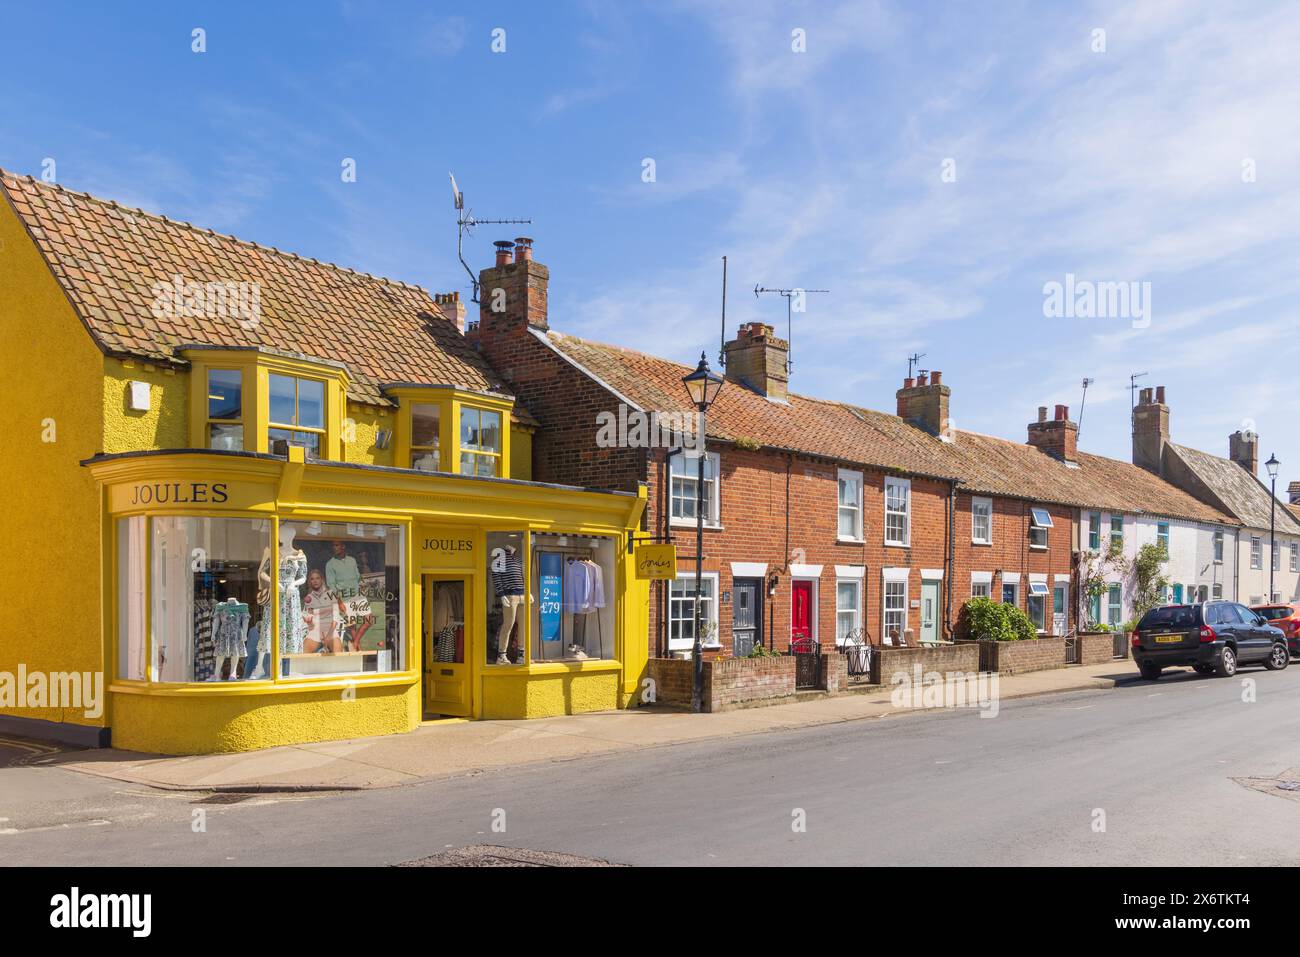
left=0, top=168, right=432, bottom=295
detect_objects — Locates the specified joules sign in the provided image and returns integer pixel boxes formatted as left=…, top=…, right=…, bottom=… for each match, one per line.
left=128, top=481, right=229, bottom=505
left=420, top=530, right=477, bottom=568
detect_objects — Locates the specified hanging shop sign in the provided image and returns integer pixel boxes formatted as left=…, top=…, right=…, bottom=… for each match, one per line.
left=635, top=543, right=678, bottom=580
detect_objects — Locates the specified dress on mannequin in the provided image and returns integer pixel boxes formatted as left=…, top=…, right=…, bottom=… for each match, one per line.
left=279, top=551, right=308, bottom=654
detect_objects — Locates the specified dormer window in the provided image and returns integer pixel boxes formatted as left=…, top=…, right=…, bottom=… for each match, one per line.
left=459, top=406, right=502, bottom=477
left=410, top=403, right=443, bottom=472
left=268, top=373, right=326, bottom=456
left=206, top=368, right=244, bottom=451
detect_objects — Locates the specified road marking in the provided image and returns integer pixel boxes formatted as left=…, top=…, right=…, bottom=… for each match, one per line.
left=0, top=819, right=112, bottom=836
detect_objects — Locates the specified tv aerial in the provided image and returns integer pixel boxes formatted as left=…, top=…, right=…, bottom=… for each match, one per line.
left=753, top=285, right=829, bottom=375
left=450, top=171, right=531, bottom=303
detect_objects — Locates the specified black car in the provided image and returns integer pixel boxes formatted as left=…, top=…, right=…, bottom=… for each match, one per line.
left=1131, top=601, right=1290, bottom=679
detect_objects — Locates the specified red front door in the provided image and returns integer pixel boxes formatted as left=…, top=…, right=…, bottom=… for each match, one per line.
left=791, top=580, right=813, bottom=649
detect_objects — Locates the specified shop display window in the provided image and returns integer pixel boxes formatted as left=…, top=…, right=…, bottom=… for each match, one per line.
left=486, top=532, right=527, bottom=664
left=149, top=516, right=273, bottom=682
left=280, top=521, right=404, bottom=677
left=116, top=517, right=147, bottom=680
left=531, top=533, right=615, bottom=663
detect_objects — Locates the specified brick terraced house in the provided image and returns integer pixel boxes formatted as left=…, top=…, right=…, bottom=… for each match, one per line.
left=469, top=241, right=1236, bottom=658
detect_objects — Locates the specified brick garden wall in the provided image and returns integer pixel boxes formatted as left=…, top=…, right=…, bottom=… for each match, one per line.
left=1078, top=631, right=1124, bottom=664
left=961, top=637, right=1068, bottom=674
left=871, top=643, right=981, bottom=685
left=645, top=656, right=799, bottom=712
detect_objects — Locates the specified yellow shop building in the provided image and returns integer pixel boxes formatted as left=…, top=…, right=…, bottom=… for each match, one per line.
left=0, top=170, right=649, bottom=754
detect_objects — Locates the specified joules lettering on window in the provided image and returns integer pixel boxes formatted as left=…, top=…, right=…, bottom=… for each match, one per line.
left=422, top=537, right=473, bottom=553
left=128, top=482, right=229, bottom=505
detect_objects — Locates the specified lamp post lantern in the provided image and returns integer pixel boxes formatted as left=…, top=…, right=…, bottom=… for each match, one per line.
left=681, top=352, right=724, bottom=713
left=1266, top=453, right=1280, bottom=602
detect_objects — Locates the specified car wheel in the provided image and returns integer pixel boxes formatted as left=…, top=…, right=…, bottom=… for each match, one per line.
left=1192, top=664, right=1215, bottom=675
left=1264, top=643, right=1290, bottom=671
left=1215, top=646, right=1237, bottom=678
left=1138, top=661, right=1162, bottom=680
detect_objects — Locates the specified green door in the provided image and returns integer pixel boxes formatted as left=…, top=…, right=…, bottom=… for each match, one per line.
left=920, top=580, right=940, bottom=644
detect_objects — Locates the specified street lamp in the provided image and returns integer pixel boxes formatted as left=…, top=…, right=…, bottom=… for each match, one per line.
left=1266, top=453, right=1280, bottom=602
left=681, top=352, right=724, bottom=714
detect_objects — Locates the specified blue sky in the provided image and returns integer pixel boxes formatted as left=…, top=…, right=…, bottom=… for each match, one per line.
left=5, top=1, right=1299, bottom=491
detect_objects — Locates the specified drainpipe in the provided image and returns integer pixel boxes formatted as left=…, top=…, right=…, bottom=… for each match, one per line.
left=945, top=480, right=958, bottom=638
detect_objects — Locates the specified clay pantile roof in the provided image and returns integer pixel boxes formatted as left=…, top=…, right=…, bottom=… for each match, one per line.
left=1166, top=443, right=1300, bottom=533
left=0, top=170, right=510, bottom=408
left=542, top=330, right=1239, bottom=524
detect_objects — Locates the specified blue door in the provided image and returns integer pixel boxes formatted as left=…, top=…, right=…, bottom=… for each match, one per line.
left=1173, top=583, right=1184, bottom=603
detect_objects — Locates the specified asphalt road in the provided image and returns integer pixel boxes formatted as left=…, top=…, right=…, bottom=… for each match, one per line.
left=3, top=664, right=1300, bottom=866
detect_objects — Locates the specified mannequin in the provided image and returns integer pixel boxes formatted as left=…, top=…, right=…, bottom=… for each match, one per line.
left=278, top=524, right=309, bottom=658
left=490, top=544, right=526, bottom=664
left=212, top=597, right=249, bottom=680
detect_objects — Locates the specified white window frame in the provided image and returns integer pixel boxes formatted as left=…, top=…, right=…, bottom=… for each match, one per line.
left=1212, top=582, right=1224, bottom=600
left=971, top=496, right=992, bottom=545
left=1213, top=530, right=1224, bottom=563
left=837, top=468, right=863, bottom=542
left=1250, top=536, right=1262, bottom=570
left=1029, top=507, right=1052, bottom=550
left=1291, top=542, right=1298, bottom=573
left=884, top=477, right=911, bottom=547
left=670, top=451, right=721, bottom=529
left=971, top=570, right=993, bottom=599
left=668, top=571, right=719, bottom=651
left=835, top=577, right=862, bottom=646
left=882, top=569, right=909, bottom=644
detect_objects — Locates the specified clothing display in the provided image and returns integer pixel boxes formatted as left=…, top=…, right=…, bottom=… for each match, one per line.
left=303, top=586, right=340, bottom=645
left=193, top=598, right=217, bottom=682
left=561, top=558, right=606, bottom=613
left=279, top=551, right=308, bottom=654
left=436, top=626, right=458, bottom=662
left=326, top=553, right=361, bottom=596
left=491, top=547, right=525, bottom=597
left=497, top=593, right=524, bottom=661
left=213, top=600, right=250, bottom=658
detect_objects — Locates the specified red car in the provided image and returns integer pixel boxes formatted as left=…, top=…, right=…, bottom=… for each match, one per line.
left=1252, top=603, right=1300, bottom=657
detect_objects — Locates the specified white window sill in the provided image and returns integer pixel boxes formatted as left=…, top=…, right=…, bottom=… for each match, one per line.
left=670, top=519, right=722, bottom=531
left=884, top=540, right=909, bottom=548
left=837, top=536, right=864, bottom=544
left=1029, top=545, right=1048, bottom=551
left=972, top=539, right=992, bottom=546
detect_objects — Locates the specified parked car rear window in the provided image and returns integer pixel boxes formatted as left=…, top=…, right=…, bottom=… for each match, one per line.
left=1255, top=606, right=1292, bottom=620
left=1138, top=606, right=1197, bottom=629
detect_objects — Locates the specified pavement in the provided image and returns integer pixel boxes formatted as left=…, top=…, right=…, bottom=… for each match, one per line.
left=37, top=661, right=1141, bottom=792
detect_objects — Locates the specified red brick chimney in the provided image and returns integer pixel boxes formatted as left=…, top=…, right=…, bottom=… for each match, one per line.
left=433, top=291, right=466, bottom=333
left=1132, top=385, right=1170, bottom=476
left=896, top=370, right=951, bottom=437
left=723, top=322, right=789, bottom=400
left=477, top=236, right=549, bottom=342
left=1229, top=429, right=1258, bottom=475
left=1027, top=403, right=1078, bottom=462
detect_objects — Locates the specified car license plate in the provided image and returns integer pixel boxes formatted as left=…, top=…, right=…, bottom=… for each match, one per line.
left=1154, top=634, right=1182, bottom=644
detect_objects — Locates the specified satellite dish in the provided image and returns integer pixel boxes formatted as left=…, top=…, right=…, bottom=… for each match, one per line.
left=449, top=171, right=463, bottom=210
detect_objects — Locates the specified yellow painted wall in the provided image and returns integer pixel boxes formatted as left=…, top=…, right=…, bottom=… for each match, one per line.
left=344, top=401, right=396, bottom=467
left=481, top=670, right=621, bottom=719
left=103, top=358, right=188, bottom=453
left=0, top=196, right=108, bottom=727
left=510, top=427, right=533, bottom=481
left=112, top=682, right=419, bottom=754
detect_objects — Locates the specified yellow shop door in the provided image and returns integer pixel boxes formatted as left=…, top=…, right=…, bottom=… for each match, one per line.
left=423, top=576, right=472, bottom=717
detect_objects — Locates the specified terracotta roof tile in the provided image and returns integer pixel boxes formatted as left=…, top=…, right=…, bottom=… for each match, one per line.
left=1, top=170, right=507, bottom=408
left=542, top=330, right=1238, bottom=525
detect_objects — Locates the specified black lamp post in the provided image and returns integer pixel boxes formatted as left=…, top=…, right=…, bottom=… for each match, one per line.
left=1266, top=453, right=1280, bottom=602
left=681, top=352, right=724, bottom=714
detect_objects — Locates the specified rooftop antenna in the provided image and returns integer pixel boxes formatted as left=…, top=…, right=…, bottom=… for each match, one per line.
left=752, top=285, right=829, bottom=376
left=719, top=256, right=728, bottom=368
left=449, top=171, right=532, bottom=304
left=907, top=352, right=927, bottom=379
left=1129, top=371, right=1148, bottom=426
left=1077, top=377, right=1095, bottom=437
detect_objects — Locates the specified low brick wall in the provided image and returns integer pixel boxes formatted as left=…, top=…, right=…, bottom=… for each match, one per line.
left=959, top=637, right=1068, bottom=674
left=645, top=656, right=798, bottom=712
left=871, top=644, right=981, bottom=685
left=820, top=652, right=848, bottom=693
left=1078, top=631, right=1123, bottom=665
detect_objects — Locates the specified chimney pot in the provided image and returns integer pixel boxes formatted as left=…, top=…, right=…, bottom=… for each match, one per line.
left=1055, top=404, right=1068, bottom=421
left=930, top=370, right=942, bottom=385
left=903, top=377, right=915, bottom=390
left=1155, top=385, right=1165, bottom=404
left=917, top=372, right=929, bottom=387
left=513, top=237, right=534, bottom=262
left=493, top=240, right=513, bottom=267
left=1038, top=406, right=1048, bottom=423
